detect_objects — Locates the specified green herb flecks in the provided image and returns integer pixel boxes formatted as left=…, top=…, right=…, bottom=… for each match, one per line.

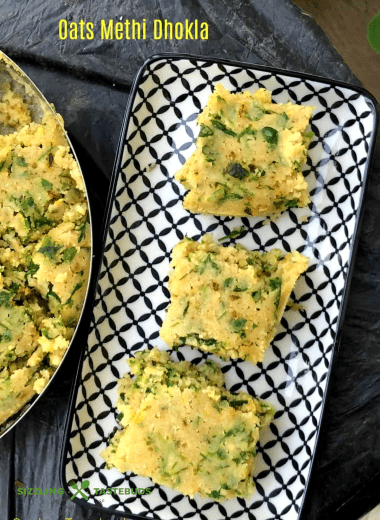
left=273, top=198, right=299, bottom=209
left=277, top=112, right=289, bottom=128
left=224, top=162, right=249, bottom=180
left=251, top=168, right=265, bottom=181
left=209, top=184, right=243, bottom=204
left=261, top=127, right=279, bottom=146
left=268, top=277, right=282, bottom=313
left=41, top=178, right=53, bottom=190
left=183, top=300, right=189, bottom=316
left=14, top=156, right=28, bottom=167
left=303, top=130, right=315, bottom=140
left=76, top=212, right=89, bottom=243
left=230, top=318, right=247, bottom=333
left=218, top=226, right=245, bottom=242
left=223, top=277, right=234, bottom=288
left=202, top=145, right=218, bottom=163
left=193, top=254, right=221, bottom=275
left=284, top=199, right=299, bottom=208
left=37, top=145, right=54, bottom=162
left=251, top=290, right=262, bottom=303
left=237, top=127, right=256, bottom=141
left=62, top=247, right=77, bottom=263
left=26, top=257, right=40, bottom=278
left=47, top=284, right=61, bottom=303
left=211, top=119, right=237, bottom=137
left=199, top=124, right=214, bottom=137
left=0, top=291, right=12, bottom=308
left=38, top=237, right=62, bottom=261
left=64, top=281, right=84, bottom=307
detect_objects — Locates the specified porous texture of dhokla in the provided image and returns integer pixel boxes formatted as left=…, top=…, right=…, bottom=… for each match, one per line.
left=175, top=84, right=314, bottom=217
left=101, top=348, right=275, bottom=501
left=160, top=235, right=308, bottom=364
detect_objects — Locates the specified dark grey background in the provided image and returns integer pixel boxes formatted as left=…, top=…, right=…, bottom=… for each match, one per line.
left=0, top=1, right=379, bottom=519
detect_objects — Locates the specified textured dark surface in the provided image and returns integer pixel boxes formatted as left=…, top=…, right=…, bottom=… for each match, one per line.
left=0, top=1, right=379, bottom=519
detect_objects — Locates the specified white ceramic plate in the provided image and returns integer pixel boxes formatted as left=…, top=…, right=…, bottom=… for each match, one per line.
left=61, top=54, right=377, bottom=520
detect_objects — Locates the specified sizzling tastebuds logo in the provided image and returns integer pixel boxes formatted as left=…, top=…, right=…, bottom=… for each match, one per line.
left=68, top=480, right=152, bottom=501
left=69, top=480, right=90, bottom=500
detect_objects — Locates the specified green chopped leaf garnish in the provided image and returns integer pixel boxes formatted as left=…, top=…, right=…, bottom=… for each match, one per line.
left=41, top=178, right=53, bottom=190
left=64, top=281, right=84, bottom=307
left=251, top=168, right=266, bottom=180
left=37, top=145, right=54, bottom=161
left=0, top=160, right=5, bottom=171
left=223, top=277, right=234, bottom=289
left=193, top=254, right=220, bottom=275
left=183, top=300, right=189, bottom=316
left=117, top=413, right=124, bottom=421
left=237, top=127, right=256, bottom=140
left=199, top=123, right=214, bottom=137
left=230, top=318, right=247, bottom=333
left=269, top=277, right=282, bottom=291
left=26, top=257, right=39, bottom=278
left=202, top=144, right=218, bottom=163
left=284, top=199, right=299, bottom=208
left=38, top=237, right=62, bottom=260
left=304, top=130, right=315, bottom=140
left=0, top=331, right=13, bottom=343
left=0, top=291, right=12, bottom=308
left=269, top=277, right=282, bottom=312
left=278, top=112, right=289, bottom=128
left=211, top=119, right=237, bottom=137
left=234, top=282, right=248, bottom=292
left=208, top=489, right=221, bottom=499
left=47, top=287, right=61, bottom=302
left=14, top=156, right=28, bottom=167
left=218, top=226, right=245, bottom=242
left=32, top=216, right=54, bottom=229
left=229, top=399, right=248, bottom=409
left=261, top=127, right=279, bottom=145
left=77, top=212, right=89, bottom=243
left=209, top=184, right=243, bottom=204
left=224, top=162, right=249, bottom=180
left=216, top=448, right=228, bottom=459
left=62, top=247, right=77, bottom=263
left=251, top=290, right=262, bottom=303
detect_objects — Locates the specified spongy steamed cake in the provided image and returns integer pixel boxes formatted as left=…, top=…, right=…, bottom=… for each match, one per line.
left=160, top=235, right=308, bottom=364
left=101, top=348, right=275, bottom=501
left=175, top=84, right=314, bottom=217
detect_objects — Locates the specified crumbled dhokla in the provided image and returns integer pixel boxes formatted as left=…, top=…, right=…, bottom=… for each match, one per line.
left=160, top=235, right=308, bottom=364
left=101, top=348, right=275, bottom=501
left=175, top=84, right=314, bottom=217
left=0, top=83, right=90, bottom=426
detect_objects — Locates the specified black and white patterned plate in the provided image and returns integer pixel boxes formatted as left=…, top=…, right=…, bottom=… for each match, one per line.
left=61, top=54, right=378, bottom=519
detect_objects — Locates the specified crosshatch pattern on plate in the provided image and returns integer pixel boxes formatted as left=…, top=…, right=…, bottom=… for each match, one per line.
left=63, top=57, right=375, bottom=519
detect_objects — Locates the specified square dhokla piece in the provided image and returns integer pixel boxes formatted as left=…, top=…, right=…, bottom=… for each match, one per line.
left=160, top=235, right=308, bottom=364
left=101, top=348, right=275, bottom=501
left=175, top=84, right=314, bottom=217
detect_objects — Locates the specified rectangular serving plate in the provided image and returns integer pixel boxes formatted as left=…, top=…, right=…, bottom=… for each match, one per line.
left=60, top=53, right=378, bottom=520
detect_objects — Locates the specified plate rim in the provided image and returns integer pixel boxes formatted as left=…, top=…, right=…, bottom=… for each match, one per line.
left=59, top=52, right=379, bottom=519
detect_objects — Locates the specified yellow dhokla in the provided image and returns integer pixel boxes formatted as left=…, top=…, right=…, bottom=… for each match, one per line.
left=160, top=235, right=308, bottom=364
left=101, top=348, right=275, bottom=501
left=175, top=84, right=314, bottom=217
